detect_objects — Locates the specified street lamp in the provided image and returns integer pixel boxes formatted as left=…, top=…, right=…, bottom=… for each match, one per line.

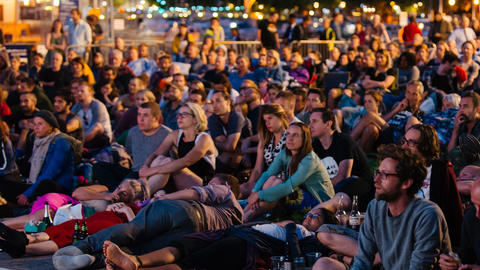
left=448, top=0, right=455, bottom=6
left=313, top=2, right=319, bottom=9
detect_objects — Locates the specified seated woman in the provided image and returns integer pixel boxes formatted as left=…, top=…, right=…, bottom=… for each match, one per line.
left=287, top=54, right=310, bottom=85
left=0, top=178, right=149, bottom=258
left=331, top=53, right=350, bottom=72
left=345, top=90, right=385, bottom=153
left=244, top=122, right=335, bottom=221
left=5, top=111, right=76, bottom=207
left=361, top=49, right=396, bottom=91
left=240, top=104, right=288, bottom=198
left=254, top=50, right=284, bottom=84
left=140, top=102, right=217, bottom=193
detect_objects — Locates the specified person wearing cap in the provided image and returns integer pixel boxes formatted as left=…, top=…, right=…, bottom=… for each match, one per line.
left=13, top=110, right=75, bottom=206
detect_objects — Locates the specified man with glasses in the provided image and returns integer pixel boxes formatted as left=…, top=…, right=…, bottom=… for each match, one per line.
left=315, top=144, right=451, bottom=269
left=401, top=124, right=463, bottom=246
left=351, top=144, right=450, bottom=269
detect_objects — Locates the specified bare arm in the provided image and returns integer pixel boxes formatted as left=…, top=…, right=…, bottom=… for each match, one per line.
left=45, top=33, right=53, bottom=50
left=150, top=134, right=214, bottom=175
left=215, top=132, right=241, bottom=152
left=155, top=188, right=200, bottom=201
left=248, top=142, right=266, bottom=183
left=143, top=131, right=175, bottom=167
left=331, top=159, right=354, bottom=186
left=72, top=185, right=112, bottom=201
left=85, top=123, right=104, bottom=142
left=66, top=117, right=81, bottom=134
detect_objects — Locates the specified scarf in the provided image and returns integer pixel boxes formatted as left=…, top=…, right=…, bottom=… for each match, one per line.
left=28, top=131, right=60, bottom=184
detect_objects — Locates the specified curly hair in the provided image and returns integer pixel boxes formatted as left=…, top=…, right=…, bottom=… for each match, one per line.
left=408, top=124, right=440, bottom=164
left=377, top=144, right=427, bottom=197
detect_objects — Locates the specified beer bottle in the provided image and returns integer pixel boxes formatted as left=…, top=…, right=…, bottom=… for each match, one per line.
left=284, top=241, right=292, bottom=270
left=80, top=221, right=88, bottom=240
left=348, top=195, right=361, bottom=231
left=72, top=221, right=80, bottom=243
left=43, top=202, right=53, bottom=228
left=335, top=194, right=348, bottom=226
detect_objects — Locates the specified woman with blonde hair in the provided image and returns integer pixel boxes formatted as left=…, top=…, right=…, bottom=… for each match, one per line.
left=288, top=54, right=310, bottom=85
left=254, top=49, right=284, bottom=84
left=140, top=102, right=217, bottom=191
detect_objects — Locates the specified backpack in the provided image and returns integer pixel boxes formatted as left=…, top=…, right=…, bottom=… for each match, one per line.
left=53, top=133, right=83, bottom=164
left=94, top=142, right=132, bottom=169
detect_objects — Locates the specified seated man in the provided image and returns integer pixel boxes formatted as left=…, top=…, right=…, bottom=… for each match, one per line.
left=93, top=102, right=170, bottom=191
left=315, top=144, right=451, bottom=269
left=296, top=88, right=326, bottom=125
left=53, top=91, right=84, bottom=143
left=71, top=80, right=112, bottom=150
left=8, top=92, right=39, bottom=150
left=310, top=108, right=373, bottom=211
left=52, top=174, right=243, bottom=270
left=208, top=90, right=252, bottom=171
left=6, top=75, right=53, bottom=112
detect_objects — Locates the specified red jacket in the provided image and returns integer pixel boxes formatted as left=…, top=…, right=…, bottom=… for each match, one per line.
left=403, top=22, right=422, bottom=42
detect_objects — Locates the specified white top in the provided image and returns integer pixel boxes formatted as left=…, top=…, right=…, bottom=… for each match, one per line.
left=417, top=165, right=432, bottom=200
left=448, top=27, right=476, bottom=53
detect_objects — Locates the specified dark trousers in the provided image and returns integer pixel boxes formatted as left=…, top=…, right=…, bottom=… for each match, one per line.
left=173, top=236, right=247, bottom=270
left=73, top=200, right=200, bottom=255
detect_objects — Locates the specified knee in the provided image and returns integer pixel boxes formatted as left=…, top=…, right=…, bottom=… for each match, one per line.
left=151, top=156, right=173, bottom=167
left=316, top=232, right=334, bottom=247
left=363, top=124, right=379, bottom=137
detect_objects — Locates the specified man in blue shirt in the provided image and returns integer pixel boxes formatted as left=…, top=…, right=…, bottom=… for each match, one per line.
left=160, top=83, right=183, bottom=130
left=208, top=90, right=251, bottom=171
left=66, top=9, right=92, bottom=58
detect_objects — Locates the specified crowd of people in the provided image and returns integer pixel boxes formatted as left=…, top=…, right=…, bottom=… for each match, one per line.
left=0, top=7, right=478, bottom=270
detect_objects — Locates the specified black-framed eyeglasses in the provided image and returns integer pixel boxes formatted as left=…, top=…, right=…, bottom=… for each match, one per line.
left=399, top=137, right=419, bottom=147
left=373, top=169, right=399, bottom=181
left=304, top=213, right=322, bottom=219
left=176, top=112, right=194, bottom=119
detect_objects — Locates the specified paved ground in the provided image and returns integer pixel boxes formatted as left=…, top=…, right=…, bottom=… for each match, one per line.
left=0, top=252, right=54, bottom=270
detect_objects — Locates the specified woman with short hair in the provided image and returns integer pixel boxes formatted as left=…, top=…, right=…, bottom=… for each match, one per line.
left=140, top=102, right=217, bottom=192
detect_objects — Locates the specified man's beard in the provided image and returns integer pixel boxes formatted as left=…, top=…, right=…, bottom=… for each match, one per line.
left=375, top=182, right=403, bottom=202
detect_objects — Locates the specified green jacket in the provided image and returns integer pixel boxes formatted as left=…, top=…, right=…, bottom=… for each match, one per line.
left=253, top=149, right=335, bottom=203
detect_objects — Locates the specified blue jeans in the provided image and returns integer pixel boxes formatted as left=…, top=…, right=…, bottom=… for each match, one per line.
left=74, top=200, right=201, bottom=254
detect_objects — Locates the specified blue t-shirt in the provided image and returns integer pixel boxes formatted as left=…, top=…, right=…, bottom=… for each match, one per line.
left=208, top=111, right=252, bottom=140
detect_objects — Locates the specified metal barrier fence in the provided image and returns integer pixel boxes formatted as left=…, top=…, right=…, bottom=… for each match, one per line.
left=65, top=39, right=348, bottom=63
left=291, top=40, right=348, bottom=60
